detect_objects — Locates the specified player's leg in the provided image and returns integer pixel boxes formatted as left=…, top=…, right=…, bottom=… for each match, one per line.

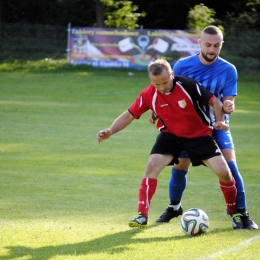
left=156, top=152, right=191, bottom=223
left=214, top=129, right=258, bottom=229
left=223, top=150, right=258, bottom=229
left=203, top=155, right=243, bottom=229
left=128, top=153, right=174, bottom=228
left=129, top=133, right=182, bottom=228
left=185, top=135, right=243, bottom=229
left=169, top=156, right=191, bottom=203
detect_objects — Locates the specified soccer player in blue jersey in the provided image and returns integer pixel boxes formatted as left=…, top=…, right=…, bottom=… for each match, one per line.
left=153, top=25, right=258, bottom=229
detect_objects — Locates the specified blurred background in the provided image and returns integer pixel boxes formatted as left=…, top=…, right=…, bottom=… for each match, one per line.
left=0, top=0, right=259, bottom=72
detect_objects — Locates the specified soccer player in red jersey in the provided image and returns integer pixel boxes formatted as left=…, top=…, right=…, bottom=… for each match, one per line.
left=96, top=59, right=242, bottom=229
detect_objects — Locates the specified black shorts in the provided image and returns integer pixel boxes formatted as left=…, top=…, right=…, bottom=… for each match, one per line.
left=150, top=132, right=221, bottom=166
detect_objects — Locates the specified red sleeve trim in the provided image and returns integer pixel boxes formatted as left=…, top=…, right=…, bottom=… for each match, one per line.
left=208, top=95, right=215, bottom=103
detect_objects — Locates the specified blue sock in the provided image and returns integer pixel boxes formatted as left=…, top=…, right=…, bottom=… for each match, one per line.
left=169, top=168, right=188, bottom=202
left=227, top=161, right=246, bottom=209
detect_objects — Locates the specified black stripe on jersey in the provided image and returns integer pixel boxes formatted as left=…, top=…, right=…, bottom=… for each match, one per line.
left=174, top=76, right=213, bottom=128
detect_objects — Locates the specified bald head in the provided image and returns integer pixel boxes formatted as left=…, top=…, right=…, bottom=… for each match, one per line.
left=201, top=25, right=223, bottom=40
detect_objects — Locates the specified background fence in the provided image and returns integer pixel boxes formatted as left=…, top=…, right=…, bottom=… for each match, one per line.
left=0, top=23, right=259, bottom=73
left=0, top=23, right=67, bottom=61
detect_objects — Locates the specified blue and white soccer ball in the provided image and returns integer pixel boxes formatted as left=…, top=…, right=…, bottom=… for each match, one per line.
left=180, top=208, right=209, bottom=237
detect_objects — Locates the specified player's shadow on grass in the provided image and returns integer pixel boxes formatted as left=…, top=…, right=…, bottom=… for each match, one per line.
left=3, top=224, right=186, bottom=260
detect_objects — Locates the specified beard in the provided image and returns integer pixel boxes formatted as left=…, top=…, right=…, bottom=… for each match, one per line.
left=201, top=51, right=218, bottom=62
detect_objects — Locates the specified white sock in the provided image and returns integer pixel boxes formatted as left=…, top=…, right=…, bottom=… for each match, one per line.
left=168, top=203, right=181, bottom=211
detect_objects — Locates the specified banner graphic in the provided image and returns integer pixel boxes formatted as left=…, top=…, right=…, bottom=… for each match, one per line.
left=68, top=27, right=200, bottom=69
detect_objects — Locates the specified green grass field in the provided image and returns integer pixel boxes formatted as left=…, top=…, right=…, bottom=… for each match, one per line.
left=0, top=65, right=260, bottom=259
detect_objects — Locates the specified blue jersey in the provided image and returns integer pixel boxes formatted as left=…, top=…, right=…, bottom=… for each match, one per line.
left=173, top=55, right=237, bottom=125
left=173, top=54, right=238, bottom=151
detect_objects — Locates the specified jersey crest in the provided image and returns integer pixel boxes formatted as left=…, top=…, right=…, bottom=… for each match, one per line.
left=178, top=99, right=187, bottom=108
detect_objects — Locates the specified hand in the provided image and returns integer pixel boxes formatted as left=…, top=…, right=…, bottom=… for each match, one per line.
left=148, top=112, right=159, bottom=124
left=214, top=121, right=229, bottom=130
left=96, top=128, right=112, bottom=143
left=223, top=100, right=234, bottom=114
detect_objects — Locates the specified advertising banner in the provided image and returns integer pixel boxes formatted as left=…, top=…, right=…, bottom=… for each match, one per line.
left=68, top=27, right=200, bottom=70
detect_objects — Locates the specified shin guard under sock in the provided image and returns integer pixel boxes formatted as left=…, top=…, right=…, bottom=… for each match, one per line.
left=169, top=168, right=187, bottom=202
left=138, top=178, right=157, bottom=216
left=227, top=161, right=246, bottom=209
left=219, top=178, right=237, bottom=213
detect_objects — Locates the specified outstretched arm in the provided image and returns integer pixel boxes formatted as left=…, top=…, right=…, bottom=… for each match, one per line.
left=96, top=110, right=135, bottom=143
left=209, top=96, right=229, bottom=130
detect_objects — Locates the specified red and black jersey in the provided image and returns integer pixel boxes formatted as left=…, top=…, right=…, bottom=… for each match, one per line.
left=128, top=76, right=214, bottom=138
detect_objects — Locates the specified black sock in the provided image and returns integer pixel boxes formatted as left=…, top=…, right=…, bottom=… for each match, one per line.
left=237, top=208, right=246, bottom=214
left=170, top=200, right=181, bottom=205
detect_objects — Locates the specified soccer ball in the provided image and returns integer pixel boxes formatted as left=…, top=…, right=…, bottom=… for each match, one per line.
left=180, top=208, right=209, bottom=237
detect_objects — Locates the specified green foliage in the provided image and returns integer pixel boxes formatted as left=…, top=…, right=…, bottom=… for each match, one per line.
left=219, top=1, right=260, bottom=72
left=247, top=0, right=260, bottom=8
left=0, top=59, right=139, bottom=73
left=0, top=59, right=68, bottom=72
left=221, top=28, right=260, bottom=73
left=225, top=11, right=258, bottom=29
left=187, top=4, right=224, bottom=33
left=224, top=0, right=260, bottom=28
left=101, top=0, right=146, bottom=28
left=0, top=59, right=111, bottom=73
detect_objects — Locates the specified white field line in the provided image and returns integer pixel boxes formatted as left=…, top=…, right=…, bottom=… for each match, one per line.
left=202, top=235, right=260, bottom=259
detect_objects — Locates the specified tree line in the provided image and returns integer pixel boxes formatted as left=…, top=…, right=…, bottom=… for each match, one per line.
left=0, top=0, right=259, bottom=72
left=1, top=0, right=259, bottom=29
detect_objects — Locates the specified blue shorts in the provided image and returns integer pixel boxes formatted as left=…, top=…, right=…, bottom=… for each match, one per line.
left=178, top=129, right=235, bottom=158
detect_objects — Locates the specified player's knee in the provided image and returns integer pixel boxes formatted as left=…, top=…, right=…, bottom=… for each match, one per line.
left=216, top=169, right=233, bottom=182
left=221, top=148, right=236, bottom=162
left=145, top=157, right=164, bottom=177
left=173, top=158, right=191, bottom=171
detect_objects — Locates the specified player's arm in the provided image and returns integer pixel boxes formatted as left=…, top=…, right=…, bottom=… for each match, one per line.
left=148, top=111, right=158, bottom=124
left=222, top=65, right=237, bottom=114
left=97, top=110, right=135, bottom=143
left=223, top=96, right=235, bottom=114
left=194, top=82, right=229, bottom=130
left=209, top=96, right=229, bottom=130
